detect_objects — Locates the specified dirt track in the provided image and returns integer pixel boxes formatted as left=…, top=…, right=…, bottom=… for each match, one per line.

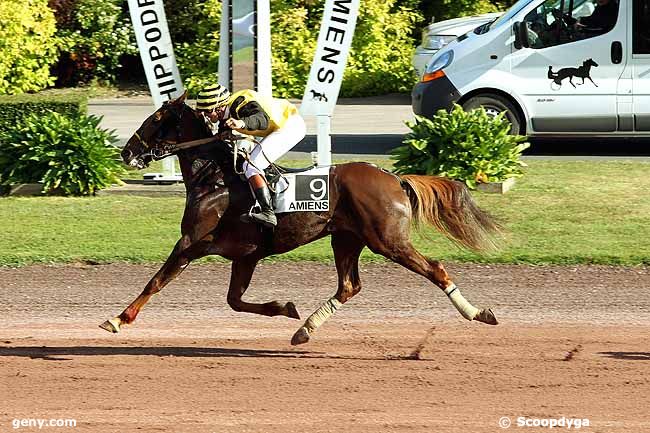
left=1, top=262, right=649, bottom=432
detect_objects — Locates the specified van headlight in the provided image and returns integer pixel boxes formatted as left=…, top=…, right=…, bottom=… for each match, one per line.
left=422, top=50, right=454, bottom=82
left=422, top=34, right=456, bottom=50
left=425, top=50, right=454, bottom=73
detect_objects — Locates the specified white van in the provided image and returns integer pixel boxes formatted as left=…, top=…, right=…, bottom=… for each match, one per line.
left=413, top=13, right=502, bottom=78
left=412, top=0, right=649, bottom=136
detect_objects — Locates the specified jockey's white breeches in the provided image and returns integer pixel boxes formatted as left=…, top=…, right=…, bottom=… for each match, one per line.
left=242, top=115, right=307, bottom=179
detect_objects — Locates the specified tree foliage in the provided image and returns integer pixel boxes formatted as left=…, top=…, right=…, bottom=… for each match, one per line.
left=164, top=0, right=221, bottom=95
left=50, top=0, right=136, bottom=86
left=271, top=0, right=422, bottom=98
left=0, top=0, right=60, bottom=94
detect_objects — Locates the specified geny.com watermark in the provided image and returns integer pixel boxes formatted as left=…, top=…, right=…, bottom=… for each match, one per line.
left=12, top=418, right=77, bottom=430
left=499, top=416, right=590, bottom=429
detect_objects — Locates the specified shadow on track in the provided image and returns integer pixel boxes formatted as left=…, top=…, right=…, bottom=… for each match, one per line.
left=599, top=351, right=650, bottom=361
left=0, top=346, right=426, bottom=362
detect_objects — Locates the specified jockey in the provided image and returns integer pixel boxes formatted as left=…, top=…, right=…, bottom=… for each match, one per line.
left=196, top=84, right=306, bottom=228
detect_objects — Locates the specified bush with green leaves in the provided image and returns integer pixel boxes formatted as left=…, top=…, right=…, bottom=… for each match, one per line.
left=271, top=0, right=421, bottom=98
left=0, top=111, right=124, bottom=196
left=51, top=0, right=136, bottom=85
left=392, top=105, right=530, bottom=188
left=0, top=0, right=60, bottom=94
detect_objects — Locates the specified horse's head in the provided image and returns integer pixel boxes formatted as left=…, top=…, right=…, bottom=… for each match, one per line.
left=585, top=58, right=599, bottom=68
left=121, top=91, right=208, bottom=169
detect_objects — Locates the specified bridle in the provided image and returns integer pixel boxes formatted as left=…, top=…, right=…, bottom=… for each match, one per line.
left=128, top=103, right=256, bottom=170
left=131, top=105, right=189, bottom=163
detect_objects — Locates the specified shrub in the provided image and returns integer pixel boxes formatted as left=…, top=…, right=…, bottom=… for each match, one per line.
left=0, top=0, right=60, bottom=94
left=270, top=0, right=421, bottom=98
left=392, top=105, right=530, bottom=189
left=0, top=111, right=124, bottom=196
left=50, top=0, right=136, bottom=85
left=0, top=91, right=87, bottom=133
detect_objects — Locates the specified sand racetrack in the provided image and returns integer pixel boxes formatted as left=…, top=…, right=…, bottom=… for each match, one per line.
left=1, top=262, right=649, bottom=432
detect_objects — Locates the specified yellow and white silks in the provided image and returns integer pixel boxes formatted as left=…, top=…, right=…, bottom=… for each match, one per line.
left=227, top=89, right=307, bottom=179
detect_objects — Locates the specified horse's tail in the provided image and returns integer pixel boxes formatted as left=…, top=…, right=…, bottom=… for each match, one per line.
left=400, top=175, right=501, bottom=252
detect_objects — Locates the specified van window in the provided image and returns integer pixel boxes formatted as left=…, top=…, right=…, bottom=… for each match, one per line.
left=634, top=0, right=650, bottom=54
left=523, top=0, right=618, bottom=49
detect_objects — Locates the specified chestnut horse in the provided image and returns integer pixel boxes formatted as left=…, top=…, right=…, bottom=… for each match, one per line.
left=101, top=93, right=500, bottom=345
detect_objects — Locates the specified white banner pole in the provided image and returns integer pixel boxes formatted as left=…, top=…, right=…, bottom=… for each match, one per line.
left=218, top=0, right=230, bottom=88
left=317, top=115, right=332, bottom=166
left=127, top=0, right=184, bottom=180
left=300, top=0, right=360, bottom=167
left=257, top=0, right=272, bottom=97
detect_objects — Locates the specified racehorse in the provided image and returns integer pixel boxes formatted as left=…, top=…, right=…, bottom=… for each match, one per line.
left=100, top=92, right=501, bottom=345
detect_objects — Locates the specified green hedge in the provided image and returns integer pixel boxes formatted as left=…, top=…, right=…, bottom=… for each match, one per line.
left=0, top=91, right=87, bottom=133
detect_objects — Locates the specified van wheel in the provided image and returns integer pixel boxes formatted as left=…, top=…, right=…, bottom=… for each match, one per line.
left=461, top=94, right=523, bottom=135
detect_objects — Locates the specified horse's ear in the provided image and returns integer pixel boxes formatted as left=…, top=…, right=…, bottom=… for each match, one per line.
left=174, top=90, right=188, bottom=104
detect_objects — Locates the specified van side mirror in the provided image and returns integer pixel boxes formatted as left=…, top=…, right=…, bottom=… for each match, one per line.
left=513, top=22, right=530, bottom=49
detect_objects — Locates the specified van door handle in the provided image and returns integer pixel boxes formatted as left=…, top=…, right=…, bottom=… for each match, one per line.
left=611, top=41, right=623, bottom=64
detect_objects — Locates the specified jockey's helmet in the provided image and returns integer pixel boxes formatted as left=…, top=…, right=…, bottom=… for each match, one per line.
left=196, top=84, right=230, bottom=111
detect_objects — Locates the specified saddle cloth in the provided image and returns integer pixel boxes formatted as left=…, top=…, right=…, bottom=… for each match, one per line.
left=268, top=166, right=330, bottom=213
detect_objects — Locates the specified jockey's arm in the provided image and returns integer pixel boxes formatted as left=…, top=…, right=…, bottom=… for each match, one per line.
left=230, top=97, right=269, bottom=131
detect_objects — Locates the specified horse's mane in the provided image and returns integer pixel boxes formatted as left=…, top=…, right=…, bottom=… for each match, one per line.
left=176, top=103, right=227, bottom=188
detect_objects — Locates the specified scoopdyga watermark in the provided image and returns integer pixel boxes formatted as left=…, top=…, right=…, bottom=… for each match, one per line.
left=499, top=416, right=590, bottom=429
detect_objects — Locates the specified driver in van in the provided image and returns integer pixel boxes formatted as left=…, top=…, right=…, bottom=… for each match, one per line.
left=574, top=0, right=618, bottom=33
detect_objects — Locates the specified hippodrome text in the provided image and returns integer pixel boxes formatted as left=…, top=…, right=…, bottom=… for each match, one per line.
left=129, top=0, right=181, bottom=102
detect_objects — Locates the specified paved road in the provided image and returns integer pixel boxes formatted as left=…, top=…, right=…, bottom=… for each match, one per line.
left=89, top=96, right=650, bottom=158
left=88, top=96, right=413, bottom=154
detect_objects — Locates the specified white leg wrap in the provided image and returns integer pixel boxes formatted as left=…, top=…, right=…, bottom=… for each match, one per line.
left=444, top=284, right=479, bottom=321
left=303, top=297, right=342, bottom=333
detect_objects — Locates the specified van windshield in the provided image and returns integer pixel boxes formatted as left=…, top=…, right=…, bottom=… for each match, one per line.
left=491, top=0, right=535, bottom=29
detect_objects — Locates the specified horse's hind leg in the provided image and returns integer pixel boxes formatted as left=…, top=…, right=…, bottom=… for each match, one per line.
left=291, top=232, right=364, bottom=345
left=366, top=234, right=497, bottom=326
left=227, top=259, right=300, bottom=319
left=99, top=238, right=199, bottom=333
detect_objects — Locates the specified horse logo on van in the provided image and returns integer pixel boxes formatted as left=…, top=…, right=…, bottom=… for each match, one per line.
left=547, top=58, right=599, bottom=90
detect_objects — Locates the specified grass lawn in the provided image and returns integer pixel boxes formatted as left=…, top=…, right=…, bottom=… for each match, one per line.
left=2, top=159, right=650, bottom=267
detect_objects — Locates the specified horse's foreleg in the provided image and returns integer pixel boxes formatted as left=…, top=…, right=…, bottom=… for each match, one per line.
left=226, top=259, right=300, bottom=319
left=99, top=238, right=196, bottom=333
left=291, top=233, right=364, bottom=345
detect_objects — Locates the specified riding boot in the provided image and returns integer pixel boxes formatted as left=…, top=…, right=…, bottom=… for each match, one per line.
left=241, top=183, right=277, bottom=228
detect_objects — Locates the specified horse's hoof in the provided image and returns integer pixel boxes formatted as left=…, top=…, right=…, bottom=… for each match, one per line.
left=99, top=318, right=121, bottom=333
left=291, top=327, right=310, bottom=345
left=474, top=308, right=498, bottom=325
left=285, top=302, right=300, bottom=320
